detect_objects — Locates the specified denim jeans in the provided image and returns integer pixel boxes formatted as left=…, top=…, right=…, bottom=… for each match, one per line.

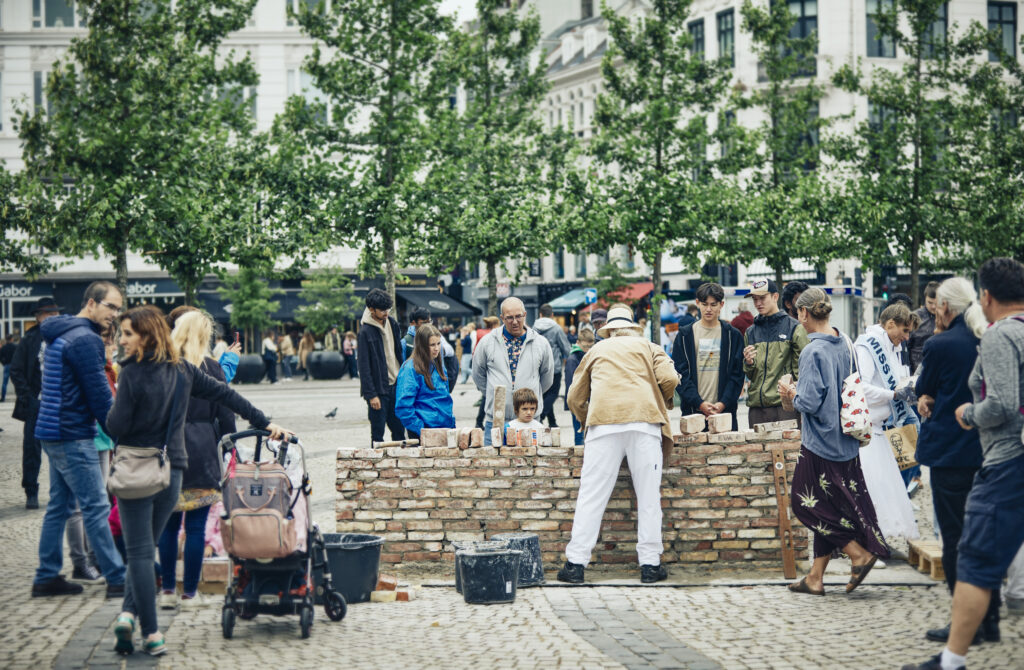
left=281, top=356, right=293, bottom=378
left=483, top=420, right=494, bottom=446
left=120, top=468, right=183, bottom=637
left=22, top=410, right=42, bottom=496
left=1, top=364, right=9, bottom=400
left=157, top=504, right=211, bottom=597
left=36, top=439, right=125, bottom=585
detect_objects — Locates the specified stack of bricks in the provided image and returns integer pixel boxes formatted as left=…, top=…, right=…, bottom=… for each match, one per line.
left=336, top=419, right=808, bottom=567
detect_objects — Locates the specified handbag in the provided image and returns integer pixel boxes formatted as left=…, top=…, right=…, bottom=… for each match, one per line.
left=839, top=335, right=872, bottom=447
left=886, top=423, right=919, bottom=471
left=107, top=370, right=185, bottom=499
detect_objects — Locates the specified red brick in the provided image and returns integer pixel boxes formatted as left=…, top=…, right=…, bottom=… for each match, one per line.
left=402, top=552, right=441, bottom=561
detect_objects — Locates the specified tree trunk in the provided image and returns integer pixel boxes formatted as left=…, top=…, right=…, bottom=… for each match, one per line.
left=487, top=261, right=498, bottom=317
left=775, top=266, right=784, bottom=287
left=910, top=234, right=921, bottom=307
left=183, top=279, right=197, bottom=306
left=384, top=234, right=397, bottom=309
left=115, top=240, right=128, bottom=304
left=650, top=251, right=662, bottom=346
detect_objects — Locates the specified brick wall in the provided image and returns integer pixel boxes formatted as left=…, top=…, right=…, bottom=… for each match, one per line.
left=336, top=431, right=808, bottom=567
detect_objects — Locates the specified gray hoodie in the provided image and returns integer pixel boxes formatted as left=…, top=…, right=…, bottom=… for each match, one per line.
left=532, top=317, right=571, bottom=370
left=963, top=315, right=1024, bottom=468
left=472, top=327, right=554, bottom=424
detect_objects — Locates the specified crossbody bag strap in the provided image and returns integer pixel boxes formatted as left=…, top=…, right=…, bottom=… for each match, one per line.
left=161, top=368, right=187, bottom=458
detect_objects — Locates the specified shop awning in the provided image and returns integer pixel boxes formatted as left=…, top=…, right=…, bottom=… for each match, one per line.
left=547, top=287, right=589, bottom=312
left=396, top=290, right=480, bottom=318
left=580, top=282, right=654, bottom=312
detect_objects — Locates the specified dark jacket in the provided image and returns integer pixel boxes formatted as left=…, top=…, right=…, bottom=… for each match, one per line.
left=10, top=324, right=44, bottom=422
left=181, top=358, right=238, bottom=489
left=107, top=356, right=268, bottom=471
left=671, top=319, right=745, bottom=430
left=743, top=310, right=809, bottom=408
left=0, top=341, right=15, bottom=366
left=563, top=345, right=586, bottom=409
left=35, top=316, right=113, bottom=442
left=914, top=315, right=983, bottom=469
left=908, top=306, right=936, bottom=371
left=357, top=314, right=403, bottom=400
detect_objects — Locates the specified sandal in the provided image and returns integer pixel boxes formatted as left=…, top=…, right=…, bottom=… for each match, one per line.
left=787, top=577, right=825, bottom=596
left=113, top=614, right=135, bottom=655
left=846, top=556, right=878, bottom=593
left=144, top=634, right=167, bottom=656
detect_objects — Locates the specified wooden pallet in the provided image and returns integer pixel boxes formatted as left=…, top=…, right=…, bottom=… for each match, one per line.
left=907, top=540, right=945, bottom=581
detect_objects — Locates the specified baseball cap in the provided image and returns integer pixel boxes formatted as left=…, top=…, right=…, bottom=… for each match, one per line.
left=749, top=279, right=778, bottom=296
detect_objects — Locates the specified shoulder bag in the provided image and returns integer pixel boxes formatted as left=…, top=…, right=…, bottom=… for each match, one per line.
left=840, top=335, right=872, bottom=447
left=108, top=369, right=185, bottom=499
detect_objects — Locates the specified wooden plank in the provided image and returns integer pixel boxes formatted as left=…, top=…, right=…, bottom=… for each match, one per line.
left=771, top=447, right=797, bottom=580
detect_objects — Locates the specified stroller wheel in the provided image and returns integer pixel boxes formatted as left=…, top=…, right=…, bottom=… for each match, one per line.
left=222, top=608, right=236, bottom=640
left=299, top=605, right=314, bottom=639
left=324, top=590, right=347, bottom=622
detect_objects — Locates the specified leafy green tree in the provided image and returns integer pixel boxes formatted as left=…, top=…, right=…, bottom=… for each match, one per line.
left=0, top=167, right=55, bottom=277
left=412, top=0, right=565, bottom=317
left=586, top=0, right=734, bottom=345
left=14, top=0, right=263, bottom=300
left=282, top=0, right=451, bottom=306
left=294, top=266, right=363, bottom=335
left=718, top=0, right=842, bottom=287
left=829, top=0, right=985, bottom=304
left=594, top=259, right=635, bottom=305
left=217, top=267, right=281, bottom=354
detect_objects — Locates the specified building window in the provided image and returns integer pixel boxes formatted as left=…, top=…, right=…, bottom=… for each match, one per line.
left=922, top=2, right=947, bottom=59
left=574, top=252, right=587, bottom=278
left=287, top=69, right=327, bottom=123
left=803, top=102, right=820, bottom=172
left=528, top=259, right=542, bottom=277
left=623, top=244, right=635, bottom=272
left=717, top=10, right=735, bottom=67
left=555, top=248, right=565, bottom=279
left=288, top=0, right=325, bottom=27
left=217, top=85, right=258, bottom=122
left=788, top=0, right=818, bottom=74
left=579, top=101, right=585, bottom=128
left=0, top=72, right=3, bottom=132
left=720, top=109, right=736, bottom=157
left=581, top=0, right=594, bottom=20
left=34, top=0, right=81, bottom=28
left=866, top=0, right=896, bottom=58
left=868, top=101, right=896, bottom=166
left=33, top=71, right=50, bottom=116
left=689, top=19, right=704, bottom=60
left=989, top=2, right=1017, bottom=61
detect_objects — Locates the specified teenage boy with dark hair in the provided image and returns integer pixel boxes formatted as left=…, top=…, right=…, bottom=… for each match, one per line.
left=357, top=288, right=405, bottom=443
left=780, top=280, right=809, bottom=320
left=904, top=258, right=1024, bottom=670
left=742, top=278, right=809, bottom=427
left=909, top=280, right=941, bottom=371
left=672, top=283, right=745, bottom=430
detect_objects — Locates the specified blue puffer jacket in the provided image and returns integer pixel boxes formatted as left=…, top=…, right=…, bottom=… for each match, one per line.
left=34, top=316, right=113, bottom=442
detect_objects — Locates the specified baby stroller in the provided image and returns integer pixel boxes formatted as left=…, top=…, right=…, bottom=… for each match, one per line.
left=218, top=429, right=347, bottom=639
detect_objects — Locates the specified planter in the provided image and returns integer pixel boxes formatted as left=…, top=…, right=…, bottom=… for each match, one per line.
left=308, top=351, right=344, bottom=380
left=233, top=354, right=266, bottom=384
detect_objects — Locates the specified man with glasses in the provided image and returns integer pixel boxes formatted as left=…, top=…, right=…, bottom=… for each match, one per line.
left=358, top=288, right=406, bottom=443
left=473, top=297, right=554, bottom=446
left=32, top=281, right=126, bottom=598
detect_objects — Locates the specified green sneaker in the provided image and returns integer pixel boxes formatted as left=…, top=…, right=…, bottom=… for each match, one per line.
left=113, top=614, right=134, bottom=655
left=144, top=635, right=167, bottom=656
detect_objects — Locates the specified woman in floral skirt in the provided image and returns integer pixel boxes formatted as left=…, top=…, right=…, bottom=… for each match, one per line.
left=779, top=288, right=890, bottom=596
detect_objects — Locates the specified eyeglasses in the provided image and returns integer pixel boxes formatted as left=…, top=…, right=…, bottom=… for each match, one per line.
left=503, top=314, right=526, bottom=322
left=98, top=300, right=122, bottom=311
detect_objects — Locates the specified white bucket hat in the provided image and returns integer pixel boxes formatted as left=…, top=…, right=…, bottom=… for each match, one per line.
left=597, top=306, right=642, bottom=339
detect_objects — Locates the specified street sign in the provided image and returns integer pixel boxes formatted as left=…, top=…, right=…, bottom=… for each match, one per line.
left=496, top=282, right=511, bottom=298
left=584, top=288, right=597, bottom=305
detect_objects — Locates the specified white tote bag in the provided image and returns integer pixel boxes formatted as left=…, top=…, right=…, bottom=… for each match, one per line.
left=840, top=335, right=872, bottom=447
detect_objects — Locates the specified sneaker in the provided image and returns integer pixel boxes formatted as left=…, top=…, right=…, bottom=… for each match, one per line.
left=1007, top=597, right=1024, bottom=616
left=105, top=582, right=125, bottom=599
left=901, top=654, right=965, bottom=670
left=925, top=623, right=983, bottom=645
left=113, top=614, right=135, bottom=655
left=159, top=591, right=179, bottom=610
left=556, top=561, right=585, bottom=584
left=71, top=565, right=103, bottom=582
left=25, top=494, right=39, bottom=510
left=32, top=576, right=84, bottom=597
left=640, top=564, right=668, bottom=584
left=179, top=593, right=203, bottom=609
left=907, top=478, right=922, bottom=498
left=144, top=635, right=167, bottom=656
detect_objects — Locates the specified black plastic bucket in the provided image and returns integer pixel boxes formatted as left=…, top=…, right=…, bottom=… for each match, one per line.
left=491, top=532, right=545, bottom=587
left=458, top=548, right=523, bottom=605
left=452, top=540, right=508, bottom=594
left=320, top=533, right=385, bottom=604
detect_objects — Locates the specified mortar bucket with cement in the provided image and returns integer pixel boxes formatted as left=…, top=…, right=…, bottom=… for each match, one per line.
left=457, top=547, right=523, bottom=604
left=452, top=540, right=509, bottom=594
left=319, top=533, right=385, bottom=604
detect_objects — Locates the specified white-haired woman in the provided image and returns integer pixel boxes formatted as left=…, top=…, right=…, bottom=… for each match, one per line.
left=855, top=303, right=922, bottom=544
left=915, top=279, right=1001, bottom=643
left=560, top=304, right=679, bottom=585
left=156, top=311, right=237, bottom=610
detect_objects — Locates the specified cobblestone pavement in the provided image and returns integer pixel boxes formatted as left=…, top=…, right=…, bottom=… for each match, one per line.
left=1, top=378, right=1021, bottom=669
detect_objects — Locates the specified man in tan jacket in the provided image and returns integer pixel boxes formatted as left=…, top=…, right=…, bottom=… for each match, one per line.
left=560, top=305, right=679, bottom=584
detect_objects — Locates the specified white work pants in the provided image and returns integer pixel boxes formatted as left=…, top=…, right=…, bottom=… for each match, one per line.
left=564, top=430, right=663, bottom=566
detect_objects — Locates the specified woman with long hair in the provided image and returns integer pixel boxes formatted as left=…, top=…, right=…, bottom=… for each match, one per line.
left=855, top=303, right=922, bottom=544
left=297, top=331, right=316, bottom=381
left=342, top=330, right=359, bottom=379
left=394, top=324, right=455, bottom=439
left=779, top=289, right=889, bottom=596
left=156, top=311, right=236, bottom=611
left=107, top=306, right=289, bottom=657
